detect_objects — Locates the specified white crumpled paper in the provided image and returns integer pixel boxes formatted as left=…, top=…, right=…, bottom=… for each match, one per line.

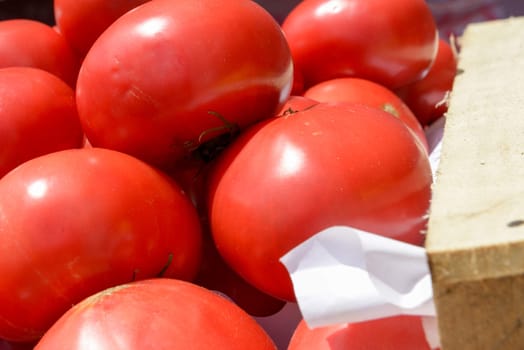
left=279, top=117, right=445, bottom=349
left=280, top=226, right=439, bottom=348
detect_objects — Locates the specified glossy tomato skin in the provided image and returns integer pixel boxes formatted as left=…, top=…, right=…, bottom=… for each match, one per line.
left=0, top=67, right=83, bottom=178
left=0, top=19, right=80, bottom=87
left=76, top=0, right=293, bottom=168
left=35, top=279, right=277, bottom=350
left=54, top=0, right=151, bottom=57
left=207, top=103, right=432, bottom=301
left=282, top=0, right=438, bottom=89
left=288, top=316, right=436, bottom=350
left=303, top=77, right=429, bottom=152
left=396, top=39, right=458, bottom=126
left=0, top=148, right=202, bottom=342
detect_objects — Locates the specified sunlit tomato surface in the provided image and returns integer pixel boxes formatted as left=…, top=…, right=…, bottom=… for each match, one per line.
left=54, top=0, right=151, bottom=57
left=207, top=102, right=432, bottom=301
left=396, top=39, right=458, bottom=126
left=0, top=19, right=80, bottom=87
left=303, top=77, right=428, bottom=152
left=0, top=67, right=83, bottom=178
left=282, top=0, right=438, bottom=89
left=35, top=279, right=277, bottom=350
left=288, top=316, right=436, bottom=350
left=76, top=0, right=293, bottom=168
left=0, top=148, right=202, bottom=342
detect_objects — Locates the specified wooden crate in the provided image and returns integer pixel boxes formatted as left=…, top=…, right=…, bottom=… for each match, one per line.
left=426, top=16, right=524, bottom=350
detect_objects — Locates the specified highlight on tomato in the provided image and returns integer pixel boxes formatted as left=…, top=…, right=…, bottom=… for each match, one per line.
left=281, top=0, right=439, bottom=89
left=76, top=0, right=293, bottom=168
left=0, top=148, right=203, bottom=342
left=34, top=279, right=278, bottom=350
left=207, top=101, right=433, bottom=302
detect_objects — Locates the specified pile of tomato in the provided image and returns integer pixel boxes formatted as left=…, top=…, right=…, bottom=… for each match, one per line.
left=0, top=0, right=458, bottom=349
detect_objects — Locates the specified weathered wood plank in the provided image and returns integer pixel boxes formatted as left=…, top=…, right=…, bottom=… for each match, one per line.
left=426, top=16, right=524, bottom=350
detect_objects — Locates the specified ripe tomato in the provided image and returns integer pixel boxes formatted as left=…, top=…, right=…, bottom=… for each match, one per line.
left=0, top=19, right=80, bottom=87
left=76, top=0, right=293, bottom=168
left=54, top=0, right=151, bottom=57
left=207, top=102, right=432, bottom=301
left=35, top=278, right=277, bottom=350
left=0, top=67, right=83, bottom=179
left=0, top=148, right=202, bottom=342
left=396, top=39, right=458, bottom=126
left=288, top=316, right=436, bottom=350
left=281, top=0, right=438, bottom=89
left=303, top=77, right=429, bottom=152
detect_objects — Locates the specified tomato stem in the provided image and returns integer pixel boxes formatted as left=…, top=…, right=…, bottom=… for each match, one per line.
left=280, top=107, right=298, bottom=116
left=157, top=252, right=174, bottom=277
left=191, top=111, right=240, bottom=162
left=278, top=103, right=316, bottom=117
left=198, top=111, right=238, bottom=143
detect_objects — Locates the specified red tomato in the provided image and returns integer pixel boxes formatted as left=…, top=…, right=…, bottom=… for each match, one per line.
left=303, top=77, right=429, bottom=152
left=396, top=39, right=458, bottom=126
left=76, top=0, right=293, bottom=168
left=0, top=148, right=202, bottom=342
left=195, top=232, right=286, bottom=317
left=281, top=0, right=438, bottom=89
left=288, top=316, right=436, bottom=350
left=0, top=19, right=80, bottom=87
left=207, top=102, right=432, bottom=301
left=54, top=0, right=151, bottom=57
left=0, top=67, right=83, bottom=178
left=35, top=278, right=277, bottom=350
